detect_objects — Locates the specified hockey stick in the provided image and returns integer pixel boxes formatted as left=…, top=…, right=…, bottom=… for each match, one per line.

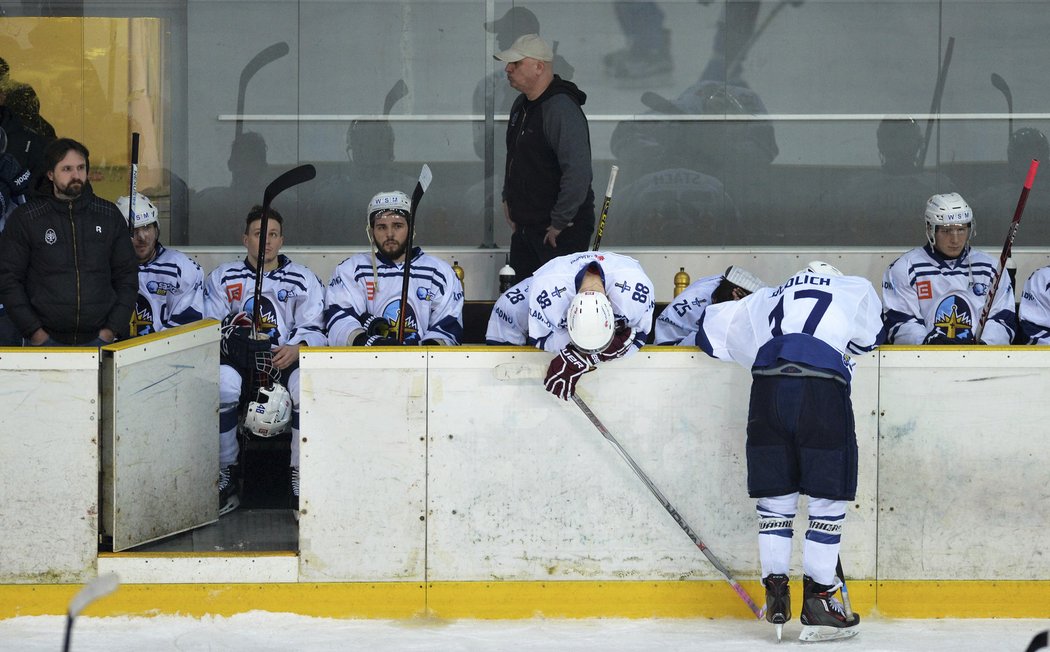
left=126, top=132, right=139, bottom=237
left=383, top=79, right=408, bottom=115
left=591, top=165, right=619, bottom=250
left=572, top=395, right=765, bottom=619
left=1026, top=631, right=1049, bottom=652
left=919, top=36, right=955, bottom=169
left=836, top=556, right=854, bottom=621
left=974, top=158, right=1039, bottom=342
left=235, top=42, right=289, bottom=140
left=723, top=0, right=804, bottom=78
left=991, top=73, right=1013, bottom=146
left=395, top=164, right=434, bottom=343
left=251, top=164, right=317, bottom=332
left=62, top=572, right=120, bottom=652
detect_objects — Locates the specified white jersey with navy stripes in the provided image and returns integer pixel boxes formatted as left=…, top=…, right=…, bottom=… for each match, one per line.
left=882, top=244, right=1015, bottom=344
left=527, top=251, right=655, bottom=354
left=203, top=254, right=327, bottom=347
left=131, top=245, right=205, bottom=336
left=697, top=271, right=882, bottom=382
left=1019, top=265, right=1050, bottom=345
left=654, top=274, right=722, bottom=345
left=485, top=278, right=530, bottom=345
left=325, top=248, right=464, bottom=346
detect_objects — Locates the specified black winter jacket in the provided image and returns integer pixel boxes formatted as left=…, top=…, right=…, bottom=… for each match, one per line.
left=0, top=181, right=138, bottom=344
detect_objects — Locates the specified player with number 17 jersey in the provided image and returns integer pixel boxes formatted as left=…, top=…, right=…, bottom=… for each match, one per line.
left=528, top=251, right=655, bottom=354
left=697, top=269, right=883, bottom=381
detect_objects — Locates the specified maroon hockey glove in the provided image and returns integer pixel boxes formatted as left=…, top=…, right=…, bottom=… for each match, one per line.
left=593, top=324, right=636, bottom=362
left=544, top=346, right=592, bottom=401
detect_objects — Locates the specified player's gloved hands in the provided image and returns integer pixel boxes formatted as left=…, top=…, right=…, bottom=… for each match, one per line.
left=362, top=315, right=392, bottom=337
left=221, top=311, right=253, bottom=330
left=593, top=322, right=636, bottom=363
left=544, top=346, right=592, bottom=401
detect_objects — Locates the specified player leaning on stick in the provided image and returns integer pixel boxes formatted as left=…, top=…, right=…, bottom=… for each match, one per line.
left=653, top=265, right=766, bottom=346
left=697, top=262, right=883, bottom=643
left=882, top=193, right=1016, bottom=345
left=325, top=191, right=463, bottom=347
left=117, top=192, right=204, bottom=336
left=203, top=205, right=327, bottom=515
left=530, top=251, right=655, bottom=401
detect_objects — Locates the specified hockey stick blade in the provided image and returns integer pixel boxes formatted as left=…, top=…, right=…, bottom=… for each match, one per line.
left=410, top=164, right=433, bottom=216
left=572, top=395, right=765, bottom=619
left=1026, top=631, right=1049, bottom=652
left=63, top=572, right=120, bottom=652
left=640, top=91, right=683, bottom=115
left=263, top=163, right=317, bottom=209
left=236, top=42, right=290, bottom=137
left=383, top=79, right=408, bottom=115
left=991, top=72, right=1013, bottom=142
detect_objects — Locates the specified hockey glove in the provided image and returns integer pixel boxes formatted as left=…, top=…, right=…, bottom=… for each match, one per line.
left=544, top=346, right=592, bottom=401
left=593, top=323, right=636, bottom=363
left=364, top=335, right=405, bottom=346
left=220, top=312, right=270, bottom=369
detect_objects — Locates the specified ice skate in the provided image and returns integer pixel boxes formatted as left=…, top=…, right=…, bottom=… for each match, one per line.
left=290, top=466, right=300, bottom=521
left=219, top=465, right=239, bottom=516
left=763, top=573, right=791, bottom=642
left=799, top=575, right=859, bottom=642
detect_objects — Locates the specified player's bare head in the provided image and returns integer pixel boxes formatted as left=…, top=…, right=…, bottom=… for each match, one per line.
left=44, top=137, right=90, bottom=175
left=924, top=192, right=973, bottom=256
left=244, top=205, right=283, bottom=235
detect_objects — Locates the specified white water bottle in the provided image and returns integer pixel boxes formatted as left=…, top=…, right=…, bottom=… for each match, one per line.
left=498, top=256, right=515, bottom=294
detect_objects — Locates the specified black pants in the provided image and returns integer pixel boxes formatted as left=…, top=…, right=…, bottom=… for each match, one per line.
left=509, top=221, right=594, bottom=283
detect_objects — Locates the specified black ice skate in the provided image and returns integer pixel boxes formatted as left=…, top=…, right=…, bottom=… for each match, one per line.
left=763, top=573, right=791, bottom=642
left=219, top=465, right=240, bottom=516
left=799, top=575, right=860, bottom=642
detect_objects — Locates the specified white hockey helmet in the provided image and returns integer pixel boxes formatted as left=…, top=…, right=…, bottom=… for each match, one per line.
left=243, top=382, right=293, bottom=438
left=924, top=192, right=974, bottom=246
left=723, top=265, right=765, bottom=293
left=567, top=290, right=615, bottom=354
left=804, top=261, right=843, bottom=277
left=116, top=192, right=158, bottom=229
left=367, top=190, right=411, bottom=226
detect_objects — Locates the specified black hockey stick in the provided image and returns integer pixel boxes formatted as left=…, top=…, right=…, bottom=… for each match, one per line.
left=1026, top=631, right=1049, bottom=652
left=126, top=132, right=139, bottom=237
left=572, top=395, right=765, bottom=619
left=394, top=164, right=433, bottom=343
left=723, top=0, right=804, bottom=78
left=919, top=35, right=955, bottom=169
left=236, top=42, right=289, bottom=140
left=975, top=158, right=1039, bottom=342
left=62, top=572, right=120, bottom=652
left=640, top=90, right=682, bottom=115
left=251, top=164, right=317, bottom=332
left=383, top=79, right=408, bottom=115
left=836, top=556, right=854, bottom=622
left=991, top=72, right=1013, bottom=146
left=591, top=165, right=619, bottom=250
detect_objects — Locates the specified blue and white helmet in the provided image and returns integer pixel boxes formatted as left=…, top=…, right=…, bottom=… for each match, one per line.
left=116, top=192, right=158, bottom=229
left=243, top=382, right=292, bottom=438
left=925, top=192, right=974, bottom=246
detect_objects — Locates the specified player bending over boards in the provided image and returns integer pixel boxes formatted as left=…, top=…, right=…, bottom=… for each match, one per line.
left=696, top=261, right=883, bottom=643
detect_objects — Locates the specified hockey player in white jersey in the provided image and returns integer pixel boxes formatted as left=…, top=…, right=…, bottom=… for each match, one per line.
left=530, top=251, right=655, bottom=400
left=325, top=191, right=463, bottom=347
left=117, top=192, right=204, bottom=336
left=485, top=278, right=530, bottom=345
left=697, top=262, right=882, bottom=643
left=204, top=205, right=327, bottom=515
left=883, top=193, right=1016, bottom=344
left=654, top=265, right=765, bottom=345
left=1018, top=266, right=1050, bottom=344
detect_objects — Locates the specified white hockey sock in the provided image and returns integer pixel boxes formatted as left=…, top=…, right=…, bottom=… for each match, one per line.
left=802, top=497, right=846, bottom=586
left=757, top=493, right=798, bottom=578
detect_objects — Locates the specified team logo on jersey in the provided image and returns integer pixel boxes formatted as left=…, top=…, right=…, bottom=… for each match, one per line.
left=146, top=280, right=177, bottom=296
left=551, top=285, right=567, bottom=298
left=277, top=288, right=297, bottom=302
left=44, top=228, right=57, bottom=245
left=242, top=296, right=282, bottom=344
left=381, top=300, right=419, bottom=341
left=971, top=282, right=989, bottom=297
left=931, top=295, right=974, bottom=339
left=226, top=283, right=243, bottom=303
left=615, top=281, right=631, bottom=294
left=415, top=286, right=435, bottom=302
left=130, top=294, right=155, bottom=337
left=916, top=280, right=932, bottom=300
